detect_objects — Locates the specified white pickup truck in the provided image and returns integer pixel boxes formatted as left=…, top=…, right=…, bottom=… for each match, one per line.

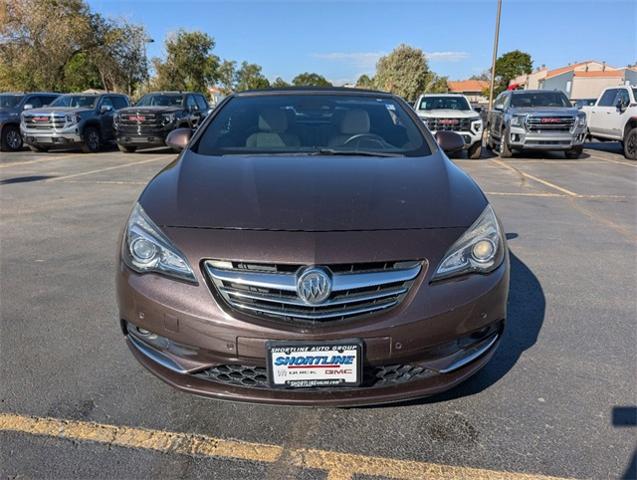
left=582, top=85, right=637, bottom=159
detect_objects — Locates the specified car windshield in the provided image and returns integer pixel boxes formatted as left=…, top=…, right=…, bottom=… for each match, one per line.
left=418, top=96, right=470, bottom=111
left=50, top=95, right=97, bottom=108
left=136, top=94, right=184, bottom=107
left=510, top=92, right=571, bottom=108
left=0, top=95, right=23, bottom=108
left=195, top=93, right=430, bottom=157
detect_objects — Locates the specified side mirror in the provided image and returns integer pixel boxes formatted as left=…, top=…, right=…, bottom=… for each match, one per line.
left=166, top=128, right=192, bottom=151
left=100, top=104, right=113, bottom=114
left=435, top=131, right=465, bottom=154
left=23, top=104, right=34, bottom=110
left=616, top=99, right=627, bottom=112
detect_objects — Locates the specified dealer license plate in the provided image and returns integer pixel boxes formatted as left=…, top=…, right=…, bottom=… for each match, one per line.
left=267, top=340, right=362, bottom=388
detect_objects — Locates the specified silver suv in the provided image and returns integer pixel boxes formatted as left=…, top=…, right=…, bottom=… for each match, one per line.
left=487, top=90, right=586, bottom=158
left=21, top=93, right=129, bottom=153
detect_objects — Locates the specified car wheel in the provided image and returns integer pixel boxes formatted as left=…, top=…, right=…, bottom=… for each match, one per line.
left=118, top=144, right=137, bottom=153
left=468, top=141, right=482, bottom=159
left=1, top=125, right=23, bottom=152
left=81, top=127, right=101, bottom=153
left=564, top=146, right=583, bottom=159
left=28, top=144, right=48, bottom=153
left=624, top=127, right=637, bottom=160
left=498, top=129, right=512, bottom=158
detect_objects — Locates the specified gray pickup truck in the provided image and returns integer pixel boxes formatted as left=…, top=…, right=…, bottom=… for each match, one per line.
left=21, top=92, right=129, bottom=152
left=0, top=92, right=59, bottom=151
left=487, top=89, right=587, bottom=158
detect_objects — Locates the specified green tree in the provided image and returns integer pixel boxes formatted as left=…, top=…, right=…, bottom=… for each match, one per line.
left=425, top=74, right=449, bottom=93
left=271, top=77, right=290, bottom=88
left=152, top=30, right=219, bottom=92
left=62, top=52, right=102, bottom=91
left=234, top=61, right=270, bottom=91
left=373, top=44, right=431, bottom=100
left=292, top=72, right=332, bottom=87
left=355, top=74, right=374, bottom=88
left=217, top=60, right=236, bottom=95
left=492, top=50, right=532, bottom=95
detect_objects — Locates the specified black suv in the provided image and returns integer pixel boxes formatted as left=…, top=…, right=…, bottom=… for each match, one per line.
left=114, top=92, right=210, bottom=152
left=1, top=92, right=59, bottom=151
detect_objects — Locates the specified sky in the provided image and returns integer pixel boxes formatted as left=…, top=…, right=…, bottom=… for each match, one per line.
left=87, top=0, right=636, bottom=85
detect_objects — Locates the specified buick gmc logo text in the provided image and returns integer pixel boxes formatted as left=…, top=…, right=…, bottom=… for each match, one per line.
left=274, top=355, right=355, bottom=366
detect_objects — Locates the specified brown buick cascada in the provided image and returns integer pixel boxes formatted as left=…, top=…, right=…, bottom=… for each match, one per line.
left=117, top=88, right=509, bottom=406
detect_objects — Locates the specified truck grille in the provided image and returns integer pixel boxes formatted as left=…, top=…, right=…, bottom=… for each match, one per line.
left=22, top=113, right=66, bottom=130
left=205, top=260, right=423, bottom=323
left=424, top=117, right=471, bottom=132
left=117, top=112, right=164, bottom=135
left=526, top=116, right=575, bottom=132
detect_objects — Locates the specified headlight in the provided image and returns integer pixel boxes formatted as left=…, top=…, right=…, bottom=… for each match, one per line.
left=470, top=117, right=483, bottom=133
left=576, top=114, right=586, bottom=127
left=162, top=113, right=176, bottom=125
left=432, top=204, right=504, bottom=281
left=510, top=115, right=526, bottom=127
left=65, top=113, right=81, bottom=125
left=122, top=203, right=197, bottom=283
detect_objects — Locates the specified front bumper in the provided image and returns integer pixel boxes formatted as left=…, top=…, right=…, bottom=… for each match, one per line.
left=430, top=129, right=482, bottom=149
left=508, top=126, right=586, bottom=150
left=21, top=126, right=83, bottom=145
left=117, top=228, right=509, bottom=406
left=115, top=128, right=172, bottom=148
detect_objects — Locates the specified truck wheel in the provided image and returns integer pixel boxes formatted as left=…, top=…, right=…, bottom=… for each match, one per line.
left=624, top=127, right=637, bottom=160
left=117, top=144, right=137, bottom=153
left=565, top=146, right=583, bottom=159
left=1, top=125, right=23, bottom=152
left=81, top=127, right=101, bottom=153
left=468, top=142, right=482, bottom=159
left=498, top=130, right=513, bottom=158
left=28, top=144, right=48, bottom=153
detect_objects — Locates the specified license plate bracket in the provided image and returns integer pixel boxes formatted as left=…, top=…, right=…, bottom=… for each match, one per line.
left=266, top=339, right=363, bottom=388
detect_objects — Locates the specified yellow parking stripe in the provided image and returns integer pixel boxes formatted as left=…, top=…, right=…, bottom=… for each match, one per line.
left=491, top=159, right=579, bottom=197
left=587, top=154, right=637, bottom=168
left=0, top=412, right=571, bottom=480
left=45, top=155, right=169, bottom=182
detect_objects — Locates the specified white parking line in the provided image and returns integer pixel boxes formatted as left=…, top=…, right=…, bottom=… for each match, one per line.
left=491, top=159, right=579, bottom=197
left=45, top=155, right=169, bottom=182
left=0, top=153, right=79, bottom=169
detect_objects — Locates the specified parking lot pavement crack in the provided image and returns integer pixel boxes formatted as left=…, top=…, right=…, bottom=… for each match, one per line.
left=490, top=159, right=579, bottom=197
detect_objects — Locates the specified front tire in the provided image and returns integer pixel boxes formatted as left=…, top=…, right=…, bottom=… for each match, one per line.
left=565, top=146, right=583, bottom=159
left=117, top=144, right=137, bottom=153
left=1, top=124, right=23, bottom=152
left=498, top=129, right=512, bottom=158
left=624, top=127, right=637, bottom=160
left=468, top=141, right=482, bottom=159
left=81, top=126, right=101, bottom=153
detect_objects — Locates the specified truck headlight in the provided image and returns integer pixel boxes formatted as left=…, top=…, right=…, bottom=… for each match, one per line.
left=122, top=203, right=197, bottom=283
left=510, top=115, right=526, bottom=128
left=162, top=113, right=176, bottom=125
left=432, top=205, right=505, bottom=281
left=65, top=114, right=81, bottom=126
left=576, top=114, right=586, bottom=128
left=470, top=117, right=483, bottom=133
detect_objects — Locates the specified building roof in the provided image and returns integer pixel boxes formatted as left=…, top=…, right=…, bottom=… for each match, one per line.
left=573, top=70, right=624, bottom=78
left=447, top=80, right=489, bottom=93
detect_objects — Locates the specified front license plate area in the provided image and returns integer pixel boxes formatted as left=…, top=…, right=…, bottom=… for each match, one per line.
left=267, top=340, right=362, bottom=388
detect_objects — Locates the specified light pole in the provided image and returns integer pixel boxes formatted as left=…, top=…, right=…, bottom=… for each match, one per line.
left=144, top=36, right=155, bottom=94
left=488, top=0, right=502, bottom=112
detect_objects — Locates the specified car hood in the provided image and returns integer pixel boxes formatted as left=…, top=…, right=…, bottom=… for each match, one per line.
left=417, top=109, right=478, bottom=118
left=139, top=150, right=487, bottom=232
left=509, top=107, right=579, bottom=116
left=118, top=106, right=183, bottom=114
left=23, top=107, right=94, bottom=115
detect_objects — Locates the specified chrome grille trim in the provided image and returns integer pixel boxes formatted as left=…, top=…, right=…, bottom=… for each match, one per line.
left=205, top=261, right=422, bottom=322
left=526, top=116, right=575, bottom=132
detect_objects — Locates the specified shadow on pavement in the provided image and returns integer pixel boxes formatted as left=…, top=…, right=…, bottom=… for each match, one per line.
left=0, top=175, right=55, bottom=185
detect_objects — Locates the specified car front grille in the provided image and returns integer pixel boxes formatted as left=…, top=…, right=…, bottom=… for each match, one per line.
left=526, top=116, right=575, bottom=132
left=117, top=112, right=164, bottom=135
left=424, top=117, right=471, bottom=132
left=194, top=362, right=436, bottom=389
left=204, top=260, right=423, bottom=323
left=23, top=113, right=66, bottom=130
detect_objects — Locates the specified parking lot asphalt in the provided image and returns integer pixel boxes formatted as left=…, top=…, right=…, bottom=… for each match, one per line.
left=1, top=143, right=635, bottom=480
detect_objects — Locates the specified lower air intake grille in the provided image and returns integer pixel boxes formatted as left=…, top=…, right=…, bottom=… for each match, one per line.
left=204, top=260, right=423, bottom=323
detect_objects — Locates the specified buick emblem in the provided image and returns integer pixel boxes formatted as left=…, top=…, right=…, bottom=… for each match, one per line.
left=296, top=267, right=332, bottom=305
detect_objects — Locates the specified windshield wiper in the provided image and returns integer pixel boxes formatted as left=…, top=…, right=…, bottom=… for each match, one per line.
left=312, top=148, right=403, bottom=157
